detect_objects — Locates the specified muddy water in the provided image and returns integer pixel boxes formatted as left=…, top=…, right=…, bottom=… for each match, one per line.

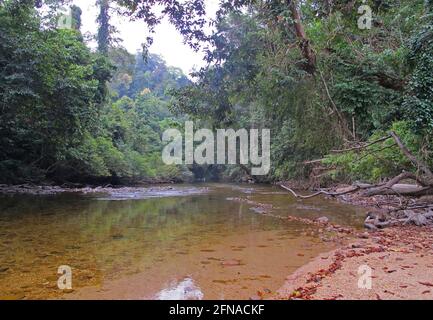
left=0, top=184, right=365, bottom=300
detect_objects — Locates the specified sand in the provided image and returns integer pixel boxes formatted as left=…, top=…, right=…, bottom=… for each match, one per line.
left=276, top=226, right=433, bottom=300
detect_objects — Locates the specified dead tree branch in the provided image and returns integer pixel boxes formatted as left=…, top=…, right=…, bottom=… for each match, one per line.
left=279, top=184, right=360, bottom=199
left=294, top=131, right=433, bottom=199
left=331, top=135, right=392, bottom=153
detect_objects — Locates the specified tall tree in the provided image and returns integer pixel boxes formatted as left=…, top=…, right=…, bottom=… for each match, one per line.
left=287, top=0, right=316, bottom=74
left=403, top=0, right=433, bottom=132
left=0, top=1, right=112, bottom=183
left=71, top=4, right=82, bottom=30
left=97, top=0, right=111, bottom=54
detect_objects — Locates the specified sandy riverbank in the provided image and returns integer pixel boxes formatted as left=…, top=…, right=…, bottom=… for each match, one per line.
left=275, top=225, right=433, bottom=300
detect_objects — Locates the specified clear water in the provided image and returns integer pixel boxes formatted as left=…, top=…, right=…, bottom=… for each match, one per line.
left=0, top=183, right=365, bottom=300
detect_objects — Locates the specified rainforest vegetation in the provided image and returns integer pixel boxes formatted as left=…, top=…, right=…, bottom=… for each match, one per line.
left=1, top=0, right=433, bottom=190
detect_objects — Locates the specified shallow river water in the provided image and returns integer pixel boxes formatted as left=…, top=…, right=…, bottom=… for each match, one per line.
left=0, top=183, right=365, bottom=300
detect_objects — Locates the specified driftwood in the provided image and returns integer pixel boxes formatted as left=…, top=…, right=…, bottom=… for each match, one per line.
left=362, top=172, right=432, bottom=197
left=360, top=131, right=433, bottom=196
left=279, top=184, right=360, bottom=199
left=370, top=185, right=433, bottom=196
left=279, top=131, right=433, bottom=229
left=284, top=131, right=433, bottom=199
left=365, top=208, right=433, bottom=229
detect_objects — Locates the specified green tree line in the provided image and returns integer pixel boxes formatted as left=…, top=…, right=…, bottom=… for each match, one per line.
left=1, top=0, right=432, bottom=185
left=170, top=0, right=433, bottom=184
left=0, top=0, right=191, bottom=184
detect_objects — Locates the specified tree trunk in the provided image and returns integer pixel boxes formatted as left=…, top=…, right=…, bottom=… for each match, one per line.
left=97, top=0, right=110, bottom=55
left=390, top=131, right=433, bottom=182
left=287, top=0, right=316, bottom=74
left=363, top=184, right=433, bottom=196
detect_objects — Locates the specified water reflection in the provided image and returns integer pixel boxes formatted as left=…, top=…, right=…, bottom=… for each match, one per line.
left=0, top=184, right=365, bottom=300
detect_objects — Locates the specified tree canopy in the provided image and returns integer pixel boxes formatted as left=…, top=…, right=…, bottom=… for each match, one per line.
left=1, top=0, right=433, bottom=185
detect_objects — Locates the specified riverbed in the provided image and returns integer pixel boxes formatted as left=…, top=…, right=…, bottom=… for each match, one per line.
left=0, top=183, right=365, bottom=300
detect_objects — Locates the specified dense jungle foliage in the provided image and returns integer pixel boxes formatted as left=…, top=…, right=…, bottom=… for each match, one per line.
left=1, top=0, right=432, bottom=185
left=0, top=0, right=191, bottom=184
left=171, top=0, right=433, bottom=185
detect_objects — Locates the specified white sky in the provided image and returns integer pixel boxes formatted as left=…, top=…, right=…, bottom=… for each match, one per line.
left=72, top=0, right=219, bottom=75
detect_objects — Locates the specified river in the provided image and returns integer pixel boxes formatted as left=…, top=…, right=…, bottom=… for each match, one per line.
left=0, top=183, right=365, bottom=300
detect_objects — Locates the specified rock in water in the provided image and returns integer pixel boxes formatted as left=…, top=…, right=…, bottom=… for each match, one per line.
left=221, top=259, right=242, bottom=266
left=316, top=217, right=329, bottom=224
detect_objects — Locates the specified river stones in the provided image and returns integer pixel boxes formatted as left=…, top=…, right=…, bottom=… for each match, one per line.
left=0, top=266, right=10, bottom=273
left=316, top=216, right=330, bottom=224
left=358, top=232, right=370, bottom=239
left=221, top=259, right=243, bottom=267
left=111, top=233, right=124, bottom=240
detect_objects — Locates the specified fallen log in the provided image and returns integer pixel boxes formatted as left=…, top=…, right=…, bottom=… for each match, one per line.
left=361, top=171, right=432, bottom=196
left=363, top=184, right=433, bottom=197
left=403, top=210, right=429, bottom=226
left=288, top=132, right=433, bottom=202
left=360, top=132, right=433, bottom=196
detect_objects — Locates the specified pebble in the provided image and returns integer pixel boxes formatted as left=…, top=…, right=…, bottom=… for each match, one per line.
left=316, top=217, right=330, bottom=224
left=358, top=232, right=370, bottom=239
left=0, top=267, right=10, bottom=273
left=221, top=259, right=242, bottom=267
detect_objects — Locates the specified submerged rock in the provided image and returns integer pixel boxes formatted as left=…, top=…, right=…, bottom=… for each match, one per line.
left=250, top=207, right=268, bottom=214
left=221, top=259, right=242, bottom=267
left=0, top=267, right=9, bottom=273
left=316, top=217, right=330, bottom=224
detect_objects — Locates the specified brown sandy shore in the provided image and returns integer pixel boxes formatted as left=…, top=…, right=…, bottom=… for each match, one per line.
left=275, top=226, right=433, bottom=300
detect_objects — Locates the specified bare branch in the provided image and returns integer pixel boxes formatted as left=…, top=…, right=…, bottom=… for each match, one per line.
left=279, top=184, right=360, bottom=199
left=331, top=135, right=392, bottom=153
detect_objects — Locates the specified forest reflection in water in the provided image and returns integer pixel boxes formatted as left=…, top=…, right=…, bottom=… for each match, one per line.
left=0, top=184, right=365, bottom=300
